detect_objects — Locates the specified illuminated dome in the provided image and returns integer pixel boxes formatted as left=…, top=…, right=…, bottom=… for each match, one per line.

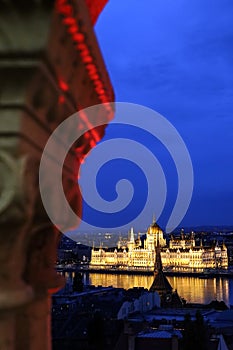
left=145, top=218, right=167, bottom=247
left=147, top=220, right=163, bottom=235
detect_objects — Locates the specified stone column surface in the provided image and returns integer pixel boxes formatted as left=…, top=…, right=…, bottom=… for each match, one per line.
left=0, top=1, right=114, bottom=349
left=0, top=150, right=34, bottom=349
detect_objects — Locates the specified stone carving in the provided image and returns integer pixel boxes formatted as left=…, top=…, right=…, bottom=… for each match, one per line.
left=0, top=1, right=114, bottom=349
left=0, top=150, right=34, bottom=306
left=0, top=2, right=53, bottom=53
left=0, top=151, right=16, bottom=217
left=23, top=224, right=65, bottom=291
left=0, top=150, right=34, bottom=350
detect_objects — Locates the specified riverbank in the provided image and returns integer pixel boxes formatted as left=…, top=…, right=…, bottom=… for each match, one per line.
left=56, top=265, right=233, bottom=278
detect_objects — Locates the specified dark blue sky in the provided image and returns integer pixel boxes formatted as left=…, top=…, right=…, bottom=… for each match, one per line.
left=79, top=0, right=233, bottom=232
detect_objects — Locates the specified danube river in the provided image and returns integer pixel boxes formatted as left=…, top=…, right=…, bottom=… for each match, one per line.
left=75, top=273, right=233, bottom=306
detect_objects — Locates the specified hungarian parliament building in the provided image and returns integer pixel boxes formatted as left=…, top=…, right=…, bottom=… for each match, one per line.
left=90, top=220, right=228, bottom=271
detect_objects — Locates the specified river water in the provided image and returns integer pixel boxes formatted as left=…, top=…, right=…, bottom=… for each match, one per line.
left=79, top=273, right=233, bottom=306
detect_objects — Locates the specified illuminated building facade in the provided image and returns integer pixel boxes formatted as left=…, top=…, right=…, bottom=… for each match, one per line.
left=91, top=221, right=166, bottom=270
left=90, top=221, right=228, bottom=271
left=162, top=234, right=228, bottom=270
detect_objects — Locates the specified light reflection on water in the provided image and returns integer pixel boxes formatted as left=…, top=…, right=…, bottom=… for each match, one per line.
left=167, top=276, right=230, bottom=305
left=64, top=271, right=233, bottom=306
left=83, top=273, right=233, bottom=306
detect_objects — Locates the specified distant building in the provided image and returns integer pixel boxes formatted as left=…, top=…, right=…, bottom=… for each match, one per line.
left=91, top=220, right=164, bottom=270
left=117, top=290, right=160, bottom=319
left=135, top=325, right=182, bottom=350
left=90, top=220, right=228, bottom=271
left=52, top=285, right=160, bottom=349
left=163, top=233, right=228, bottom=270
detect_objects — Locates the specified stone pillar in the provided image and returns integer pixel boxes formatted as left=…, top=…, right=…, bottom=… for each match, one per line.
left=15, top=297, right=52, bottom=350
left=15, top=225, right=65, bottom=350
left=0, top=1, right=114, bottom=349
left=0, top=312, right=15, bottom=350
left=0, top=151, right=34, bottom=349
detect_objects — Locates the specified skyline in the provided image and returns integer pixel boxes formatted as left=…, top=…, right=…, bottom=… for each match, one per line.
left=76, top=0, right=233, bottom=233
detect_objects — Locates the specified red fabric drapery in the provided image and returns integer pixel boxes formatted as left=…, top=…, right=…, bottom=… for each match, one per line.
left=85, top=0, right=108, bottom=25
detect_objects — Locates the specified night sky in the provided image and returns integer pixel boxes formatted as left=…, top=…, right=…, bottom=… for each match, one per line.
left=78, top=0, right=233, bottom=233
